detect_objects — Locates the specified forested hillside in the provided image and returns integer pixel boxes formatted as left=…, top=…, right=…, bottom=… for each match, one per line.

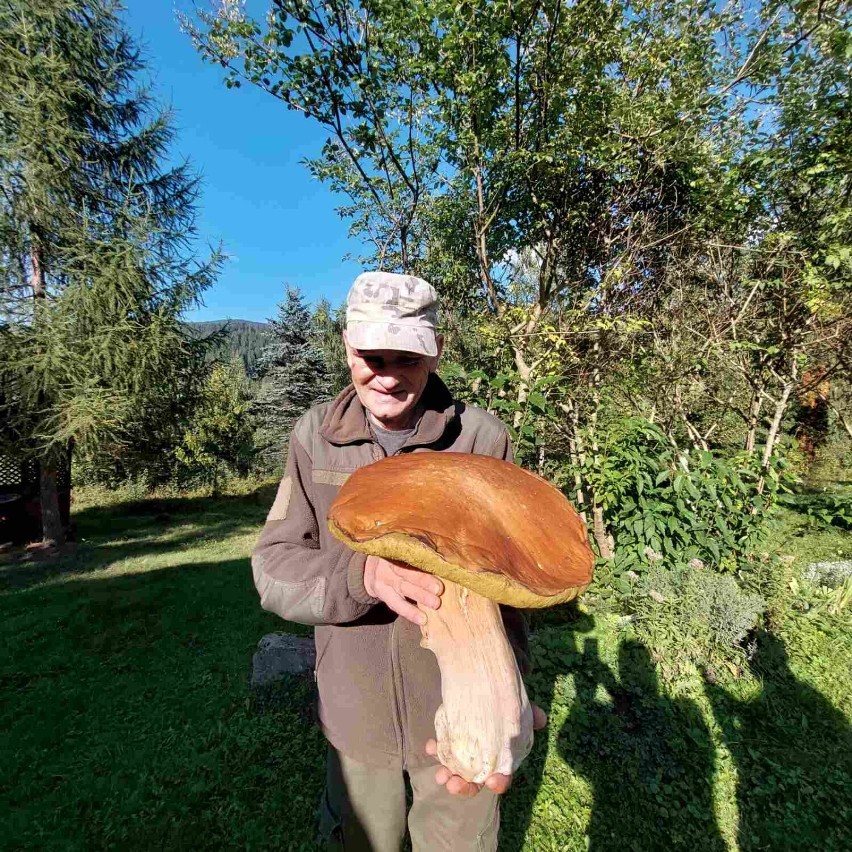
left=187, top=319, right=271, bottom=377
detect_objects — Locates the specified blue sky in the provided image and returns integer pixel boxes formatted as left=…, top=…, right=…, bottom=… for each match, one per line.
left=124, top=1, right=362, bottom=323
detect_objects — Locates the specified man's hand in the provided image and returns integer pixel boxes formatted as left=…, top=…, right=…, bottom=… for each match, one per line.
left=426, top=703, right=548, bottom=797
left=363, top=555, right=443, bottom=625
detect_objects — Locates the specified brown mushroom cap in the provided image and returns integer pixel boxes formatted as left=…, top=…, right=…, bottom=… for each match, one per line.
left=327, top=452, right=594, bottom=608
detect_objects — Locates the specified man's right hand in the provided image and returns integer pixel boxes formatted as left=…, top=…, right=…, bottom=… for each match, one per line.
left=363, top=556, right=443, bottom=625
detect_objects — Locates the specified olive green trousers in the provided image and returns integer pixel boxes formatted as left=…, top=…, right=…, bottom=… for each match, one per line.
left=320, top=746, right=500, bottom=851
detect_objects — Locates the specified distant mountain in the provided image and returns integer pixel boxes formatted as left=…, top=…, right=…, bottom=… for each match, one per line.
left=187, top=319, right=272, bottom=378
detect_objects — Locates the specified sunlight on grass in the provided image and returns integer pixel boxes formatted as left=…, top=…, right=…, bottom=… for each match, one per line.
left=2, top=487, right=850, bottom=851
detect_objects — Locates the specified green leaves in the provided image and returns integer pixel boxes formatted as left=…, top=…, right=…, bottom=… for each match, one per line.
left=575, top=418, right=780, bottom=572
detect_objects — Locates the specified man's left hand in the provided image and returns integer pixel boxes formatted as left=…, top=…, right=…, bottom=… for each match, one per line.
left=425, top=703, right=548, bottom=797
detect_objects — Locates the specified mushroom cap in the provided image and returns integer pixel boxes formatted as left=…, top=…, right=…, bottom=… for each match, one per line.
left=327, top=452, right=594, bottom=608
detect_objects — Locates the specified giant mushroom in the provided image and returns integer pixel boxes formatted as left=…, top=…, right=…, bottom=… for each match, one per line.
left=328, top=452, right=595, bottom=783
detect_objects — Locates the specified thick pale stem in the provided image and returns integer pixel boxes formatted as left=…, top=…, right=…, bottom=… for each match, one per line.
left=419, top=579, right=533, bottom=784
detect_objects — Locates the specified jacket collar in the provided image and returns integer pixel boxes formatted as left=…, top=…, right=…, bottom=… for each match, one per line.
left=320, top=373, right=457, bottom=448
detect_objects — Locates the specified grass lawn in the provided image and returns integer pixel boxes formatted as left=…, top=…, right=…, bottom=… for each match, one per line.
left=2, top=485, right=851, bottom=850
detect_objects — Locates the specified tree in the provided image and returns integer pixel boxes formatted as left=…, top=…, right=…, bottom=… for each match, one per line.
left=174, top=358, right=255, bottom=493
left=190, top=0, right=850, bottom=566
left=253, top=286, right=329, bottom=471
left=0, top=0, right=221, bottom=543
left=312, top=297, right=351, bottom=397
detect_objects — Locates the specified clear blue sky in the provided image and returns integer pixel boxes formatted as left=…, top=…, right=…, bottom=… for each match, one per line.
left=124, top=1, right=363, bottom=323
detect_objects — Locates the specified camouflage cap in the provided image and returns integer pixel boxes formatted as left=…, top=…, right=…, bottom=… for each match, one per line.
left=345, top=271, right=439, bottom=356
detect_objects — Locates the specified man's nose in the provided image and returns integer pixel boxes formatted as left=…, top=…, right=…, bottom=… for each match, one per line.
left=374, top=372, right=400, bottom=390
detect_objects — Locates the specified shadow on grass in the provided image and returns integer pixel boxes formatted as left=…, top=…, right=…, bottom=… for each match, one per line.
left=0, top=485, right=277, bottom=593
left=1, top=554, right=321, bottom=850
left=705, top=631, right=852, bottom=851
left=498, top=606, right=595, bottom=852
left=558, top=636, right=725, bottom=851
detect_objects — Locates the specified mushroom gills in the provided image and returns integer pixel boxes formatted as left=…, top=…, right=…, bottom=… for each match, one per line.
left=419, top=577, right=534, bottom=784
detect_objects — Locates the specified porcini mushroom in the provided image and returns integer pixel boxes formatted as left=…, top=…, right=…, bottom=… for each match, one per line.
left=328, top=452, right=595, bottom=783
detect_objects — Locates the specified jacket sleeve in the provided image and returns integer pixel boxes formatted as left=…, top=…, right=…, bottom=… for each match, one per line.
left=489, top=427, right=532, bottom=677
left=251, top=432, right=378, bottom=626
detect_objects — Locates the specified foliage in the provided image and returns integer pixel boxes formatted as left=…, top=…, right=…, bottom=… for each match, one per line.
left=579, top=419, right=787, bottom=572
left=189, top=0, right=852, bottom=567
left=629, top=562, right=766, bottom=676
left=174, top=359, right=256, bottom=492
left=777, top=491, right=852, bottom=529
left=446, top=366, right=785, bottom=573
left=252, top=286, right=330, bottom=471
left=0, top=0, right=221, bottom=540
left=188, top=320, right=271, bottom=378
left=311, top=298, right=351, bottom=397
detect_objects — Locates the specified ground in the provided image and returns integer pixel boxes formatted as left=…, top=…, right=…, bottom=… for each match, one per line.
left=1, top=484, right=850, bottom=850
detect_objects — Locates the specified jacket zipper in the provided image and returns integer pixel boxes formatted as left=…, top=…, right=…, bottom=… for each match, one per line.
left=370, top=436, right=411, bottom=761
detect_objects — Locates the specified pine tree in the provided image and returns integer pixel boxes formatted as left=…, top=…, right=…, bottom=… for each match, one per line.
left=312, top=298, right=351, bottom=396
left=253, top=286, right=329, bottom=471
left=0, top=1, right=221, bottom=543
left=174, top=358, right=256, bottom=494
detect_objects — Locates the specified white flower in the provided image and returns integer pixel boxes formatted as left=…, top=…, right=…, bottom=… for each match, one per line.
left=643, top=545, right=663, bottom=563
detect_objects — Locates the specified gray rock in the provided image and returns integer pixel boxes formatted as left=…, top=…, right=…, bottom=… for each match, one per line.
left=251, top=633, right=316, bottom=688
left=803, top=560, right=852, bottom=587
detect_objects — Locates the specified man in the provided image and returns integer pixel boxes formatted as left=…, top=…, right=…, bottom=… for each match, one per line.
left=252, top=271, right=544, bottom=850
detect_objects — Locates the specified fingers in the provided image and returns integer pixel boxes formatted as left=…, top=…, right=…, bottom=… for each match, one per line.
left=428, top=746, right=484, bottom=797
left=396, top=578, right=441, bottom=610
left=434, top=764, right=452, bottom=785
left=382, top=590, right=426, bottom=625
left=393, top=563, right=443, bottom=598
left=484, top=772, right=512, bottom=794
left=447, top=776, right=481, bottom=797
left=531, top=703, right=548, bottom=730
left=433, top=765, right=482, bottom=797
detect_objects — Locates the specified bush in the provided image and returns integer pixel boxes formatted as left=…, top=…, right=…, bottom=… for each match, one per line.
left=174, top=360, right=256, bottom=491
left=577, top=418, right=786, bottom=573
left=629, top=561, right=765, bottom=676
left=777, top=491, right=852, bottom=529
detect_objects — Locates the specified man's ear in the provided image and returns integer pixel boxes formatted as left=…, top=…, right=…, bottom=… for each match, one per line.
left=343, top=329, right=356, bottom=369
left=429, top=333, right=444, bottom=372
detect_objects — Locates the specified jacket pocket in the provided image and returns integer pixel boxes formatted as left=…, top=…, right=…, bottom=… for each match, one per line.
left=314, top=627, right=334, bottom=680
left=477, top=798, right=500, bottom=852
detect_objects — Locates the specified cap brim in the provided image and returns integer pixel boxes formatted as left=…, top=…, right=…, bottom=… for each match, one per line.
left=347, top=321, right=437, bottom=357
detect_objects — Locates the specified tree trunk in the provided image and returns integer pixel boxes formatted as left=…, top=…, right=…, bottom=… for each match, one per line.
left=745, top=392, right=763, bottom=454
left=757, top=381, right=794, bottom=495
left=592, top=505, right=612, bottom=559
left=31, top=239, right=65, bottom=546
left=588, top=330, right=612, bottom=557
left=39, top=451, right=65, bottom=547
left=560, top=401, right=589, bottom=523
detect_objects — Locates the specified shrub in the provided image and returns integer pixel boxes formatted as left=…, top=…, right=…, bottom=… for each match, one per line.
left=777, top=491, right=852, bottom=529
left=174, top=360, right=256, bottom=491
left=629, top=561, right=765, bottom=676
left=577, top=418, right=786, bottom=573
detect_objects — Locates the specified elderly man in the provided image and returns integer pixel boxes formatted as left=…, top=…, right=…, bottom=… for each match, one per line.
left=252, top=272, right=542, bottom=851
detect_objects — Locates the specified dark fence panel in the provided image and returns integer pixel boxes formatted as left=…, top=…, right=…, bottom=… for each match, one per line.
left=0, top=453, right=72, bottom=544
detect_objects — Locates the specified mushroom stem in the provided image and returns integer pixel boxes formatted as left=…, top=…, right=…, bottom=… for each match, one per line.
left=419, top=578, right=534, bottom=784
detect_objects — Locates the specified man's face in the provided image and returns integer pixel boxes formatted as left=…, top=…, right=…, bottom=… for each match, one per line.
left=343, top=330, right=443, bottom=430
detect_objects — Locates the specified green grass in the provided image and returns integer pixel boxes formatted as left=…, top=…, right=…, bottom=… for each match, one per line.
left=2, top=487, right=851, bottom=850
left=772, top=506, right=852, bottom=565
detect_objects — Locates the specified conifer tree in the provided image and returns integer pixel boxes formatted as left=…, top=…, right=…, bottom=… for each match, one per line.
left=0, top=0, right=221, bottom=544
left=253, top=286, right=329, bottom=470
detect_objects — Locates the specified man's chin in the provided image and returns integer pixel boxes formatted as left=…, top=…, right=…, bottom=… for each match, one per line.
left=368, top=396, right=415, bottom=426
